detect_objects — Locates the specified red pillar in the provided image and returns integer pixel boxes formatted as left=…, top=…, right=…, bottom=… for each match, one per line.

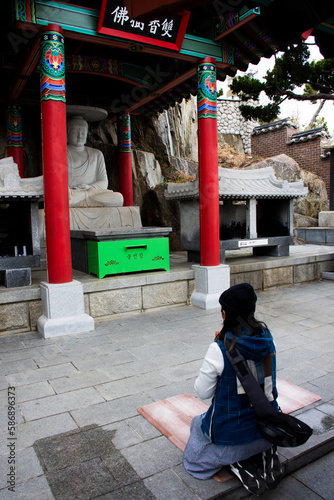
left=117, top=114, right=133, bottom=206
left=40, top=25, right=72, bottom=284
left=6, top=105, right=24, bottom=177
left=197, top=58, right=220, bottom=266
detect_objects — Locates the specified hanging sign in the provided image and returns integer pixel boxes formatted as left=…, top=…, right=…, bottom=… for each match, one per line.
left=98, top=0, right=190, bottom=52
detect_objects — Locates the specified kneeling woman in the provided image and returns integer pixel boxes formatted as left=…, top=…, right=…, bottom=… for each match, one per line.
left=183, top=283, right=282, bottom=496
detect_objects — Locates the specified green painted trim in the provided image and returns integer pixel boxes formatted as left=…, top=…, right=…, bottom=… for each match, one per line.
left=34, top=0, right=223, bottom=61
left=36, top=0, right=98, bottom=17
left=181, top=36, right=222, bottom=61
left=184, top=33, right=219, bottom=45
left=239, top=7, right=260, bottom=21
left=36, top=0, right=99, bottom=35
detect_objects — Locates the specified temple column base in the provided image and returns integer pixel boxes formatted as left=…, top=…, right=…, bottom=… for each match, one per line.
left=37, top=280, right=94, bottom=338
left=191, top=264, right=230, bottom=310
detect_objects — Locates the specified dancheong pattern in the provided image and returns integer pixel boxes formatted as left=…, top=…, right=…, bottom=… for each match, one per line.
left=40, top=31, right=66, bottom=102
left=15, top=0, right=36, bottom=23
left=197, top=62, right=216, bottom=120
left=6, top=106, right=23, bottom=147
left=66, top=55, right=123, bottom=77
left=117, top=114, right=131, bottom=153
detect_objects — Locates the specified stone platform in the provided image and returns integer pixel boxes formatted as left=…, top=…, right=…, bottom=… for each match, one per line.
left=295, top=227, right=334, bottom=246
left=1, top=244, right=334, bottom=336
left=0, top=280, right=334, bottom=499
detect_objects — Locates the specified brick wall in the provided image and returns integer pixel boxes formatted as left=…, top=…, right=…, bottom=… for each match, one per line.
left=251, top=125, right=331, bottom=195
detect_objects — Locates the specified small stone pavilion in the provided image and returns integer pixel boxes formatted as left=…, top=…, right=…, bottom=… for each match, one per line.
left=166, top=166, right=308, bottom=262
left=0, top=0, right=333, bottom=334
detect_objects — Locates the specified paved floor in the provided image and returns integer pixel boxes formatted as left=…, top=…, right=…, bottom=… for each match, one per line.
left=0, top=279, right=334, bottom=499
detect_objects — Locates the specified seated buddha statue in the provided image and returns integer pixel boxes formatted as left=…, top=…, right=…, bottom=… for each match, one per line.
left=67, top=116, right=123, bottom=208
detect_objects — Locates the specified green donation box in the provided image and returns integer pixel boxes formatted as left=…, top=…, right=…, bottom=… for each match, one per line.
left=87, top=237, right=170, bottom=278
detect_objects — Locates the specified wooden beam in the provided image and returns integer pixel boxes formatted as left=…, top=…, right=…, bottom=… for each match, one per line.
left=9, top=35, right=40, bottom=102
left=15, top=20, right=222, bottom=65
left=242, top=24, right=273, bottom=53
left=228, top=33, right=261, bottom=64
left=123, top=66, right=197, bottom=115
left=214, top=12, right=259, bottom=41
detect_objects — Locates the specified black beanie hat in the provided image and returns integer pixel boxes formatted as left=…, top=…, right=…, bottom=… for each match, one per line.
left=219, top=283, right=257, bottom=316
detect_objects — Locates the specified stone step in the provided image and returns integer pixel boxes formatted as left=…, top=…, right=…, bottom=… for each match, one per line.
left=213, top=405, right=334, bottom=499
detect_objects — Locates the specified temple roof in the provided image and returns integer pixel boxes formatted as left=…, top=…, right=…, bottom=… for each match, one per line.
left=165, top=166, right=308, bottom=200
left=0, top=0, right=332, bottom=120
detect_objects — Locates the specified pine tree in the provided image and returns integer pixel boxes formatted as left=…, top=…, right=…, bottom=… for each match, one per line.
left=230, top=43, right=334, bottom=123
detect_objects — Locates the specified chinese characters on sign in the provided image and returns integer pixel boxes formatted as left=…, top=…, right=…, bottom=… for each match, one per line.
left=98, top=0, right=190, bottom=51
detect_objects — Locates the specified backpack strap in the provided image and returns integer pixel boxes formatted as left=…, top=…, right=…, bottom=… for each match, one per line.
left=225, top=344, right=277, bottom=418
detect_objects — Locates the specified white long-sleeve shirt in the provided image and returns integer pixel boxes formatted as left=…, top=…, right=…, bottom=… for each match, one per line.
left=194, top=340, right=276, bottom=402
left=194, top=342, right=224, bottom=400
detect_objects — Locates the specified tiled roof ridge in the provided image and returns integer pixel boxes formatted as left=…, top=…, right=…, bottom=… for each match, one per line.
left=165, top=166, right=308, bottom=200
left=252, top=117, right=296, bottom=135
left=287, top=126, right=329, bottom=144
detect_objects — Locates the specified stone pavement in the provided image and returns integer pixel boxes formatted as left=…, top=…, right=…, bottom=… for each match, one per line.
left=0, top=279, right=334, bottom=499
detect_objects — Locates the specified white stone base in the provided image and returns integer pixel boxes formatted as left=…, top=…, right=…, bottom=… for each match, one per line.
left=191, top=264, right=230, bottom=310
left=318, top=211, right=334, bottom=228
left=37, top=280, right=94, bottom=338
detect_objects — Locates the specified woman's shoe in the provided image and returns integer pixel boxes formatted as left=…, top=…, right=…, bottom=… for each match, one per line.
left=230, top=459, right=267, bottom=496
left=262, top=446, right=282, bottom=489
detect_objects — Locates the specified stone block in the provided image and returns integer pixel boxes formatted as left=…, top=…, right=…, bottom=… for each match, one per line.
left=319, top=211, right=334, bottom=227
left=89, top=287, right=142, bottom=316
left=325, top=229, right=334, bottom=244
left=2, top=268, right=31, bottom=287
left=40, top=280, right=85, bottom=319
left=304, top=229, right=326, bottom=244
left=38, top=281, right=94, bottom=338
left=143, top=281, right=188, bottom=309
left=191, top=264, right=230, bottom=309
left=230, top=270, right=263, bottom=291
left=83, top=294, right=90, bottom=315
left=0, top=302, right=29, bottom=332
left=0, top=446, right=44, bottom=489
left=46, top=458, right=117, bottom=499
left=294, top=263, right=316, bottom=283
left=317, top=260, right=334, bottom=277
left=263, top=266, right=293, bottom=289
left=29, top=300, right=43, bottom=331
left=19, top=387, right=104, bottom=421
left=187, top=279, right=195, bottom=303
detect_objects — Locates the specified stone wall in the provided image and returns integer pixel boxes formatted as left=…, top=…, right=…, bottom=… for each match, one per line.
left=0, top=270, right=195, bottom=335
left=217, top=98, right=259, bottom=154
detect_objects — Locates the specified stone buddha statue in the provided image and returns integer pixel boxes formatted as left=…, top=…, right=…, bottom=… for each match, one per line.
left=67, top=116, right=123, bottom=208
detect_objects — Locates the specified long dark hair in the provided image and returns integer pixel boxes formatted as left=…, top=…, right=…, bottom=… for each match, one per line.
left=217, top=309, right=268, bottom=350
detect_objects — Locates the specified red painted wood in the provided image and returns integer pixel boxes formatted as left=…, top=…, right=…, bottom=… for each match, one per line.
left=98, top=0, right=190, bottom=52
left=40, top=25, right=72, bottom=284
left=41, top=98, right=72, bottom=283
left=118, top=151, right=133, bottom=206
left=198, top=57, right=220, bottom=267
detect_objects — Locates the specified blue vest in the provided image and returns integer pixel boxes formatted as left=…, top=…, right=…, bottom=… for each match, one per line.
left=201, top=329, right=278, bottom=446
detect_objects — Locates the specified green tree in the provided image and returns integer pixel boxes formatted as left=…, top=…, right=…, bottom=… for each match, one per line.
left=229, top=43, right=334, bottom=123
